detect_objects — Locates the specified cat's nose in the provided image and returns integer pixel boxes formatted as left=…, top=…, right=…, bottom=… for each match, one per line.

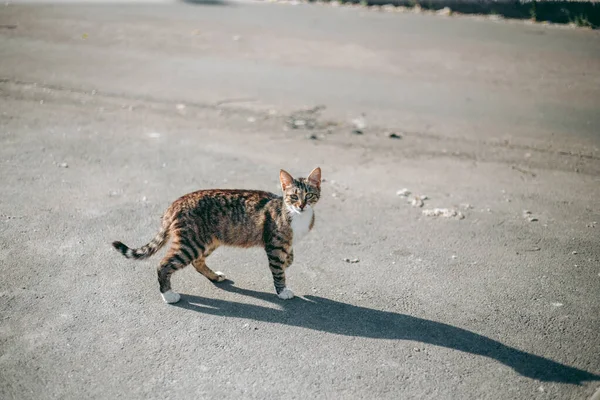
left=299, top=203, right=306, bottom=210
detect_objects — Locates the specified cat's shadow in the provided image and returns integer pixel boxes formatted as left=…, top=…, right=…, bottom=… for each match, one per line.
left=174, top=281, right=599, bottom=385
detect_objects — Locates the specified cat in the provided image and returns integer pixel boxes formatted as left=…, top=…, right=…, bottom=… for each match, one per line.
left=112, top=167, right=321, bottom=304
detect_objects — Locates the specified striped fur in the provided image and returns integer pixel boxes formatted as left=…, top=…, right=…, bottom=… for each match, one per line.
left=112, top=226, right=169, bottom=260
left=112, top=167, right=321, bottom=303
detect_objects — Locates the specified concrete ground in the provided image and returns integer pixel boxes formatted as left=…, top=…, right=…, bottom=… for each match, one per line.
left=0, top=1, right=599, bottom=399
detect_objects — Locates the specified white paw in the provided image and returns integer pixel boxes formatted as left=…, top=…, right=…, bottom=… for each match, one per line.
left=161, top=290, right=181, bottom=304
left=215, top=271, right=226, bottom=282
left=277, top=287, right=294, bottom=300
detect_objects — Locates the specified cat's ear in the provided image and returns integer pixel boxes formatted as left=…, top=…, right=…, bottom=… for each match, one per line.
left=307, top=167, right=321, bottom=189
left=280, top=169, right=294, bottom=191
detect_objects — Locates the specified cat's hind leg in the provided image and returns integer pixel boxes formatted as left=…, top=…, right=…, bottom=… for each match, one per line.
left=157, top=255, right=187, bottom=304
left=156, top=235, right=199, bottom=303
left=192, top=257, right=226, bottom=282
left=191, top=242, right=225, bottom=282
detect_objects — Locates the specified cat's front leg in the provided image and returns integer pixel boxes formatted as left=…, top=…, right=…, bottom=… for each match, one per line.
left=285, top=249, right=294, bottom=269
left=265, top=243, right=294, bottom=299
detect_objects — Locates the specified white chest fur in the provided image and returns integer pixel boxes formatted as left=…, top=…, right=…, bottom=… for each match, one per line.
left=290, top=206, right=314, bottom=244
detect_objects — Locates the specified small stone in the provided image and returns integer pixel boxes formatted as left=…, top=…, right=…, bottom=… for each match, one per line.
left=307, top=134, right=318, bottom=140
left=57, top=162, right=68, bottom=168
left=352, top=129, right=363, bottom=135
left=91, top=89, right=97, bottom=95
left=396, top=188, right=411, bottom=197
left=343, top=258, right=360, bottom=263
left=437, top=6, right=451, bottom=16
left=551, top=302, right=563, bottom=307
left=528, top=217, right=538, bottom=222
left=451, top=255, right=457, bottom=259
left=141, top=196, right=147, bottom=202
left=410, top=197, right=424, bottom=208
left=293, top=119, right=306, bottom=127
left=572, top=251, right=578, bottom=255
left=388, top=133, right=402, bottom=139
left=413, top=347, right=421, bottom=352
left=351, top=113, right=367, bottom=131
left=422, top=208, right=465, bottom=219
left=39, top=100, right=44, bottom=105
left=176, top=103, right=186, bottom=110
left=247, top=117, right=256, bottom=123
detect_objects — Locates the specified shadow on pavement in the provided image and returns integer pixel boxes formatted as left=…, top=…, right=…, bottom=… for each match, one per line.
left=320, top=0, right=600, bottom=28
left=174, top=281, right=599, bottom=384
left=181, top=0, right=232, bottom=5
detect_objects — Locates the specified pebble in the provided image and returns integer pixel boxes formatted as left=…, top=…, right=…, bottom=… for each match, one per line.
left=410, top=197, right=424, bottom=208
left=437, top=6, right=452, bottom=16
left=422, top=208, right=465, bottom=219
left=396, top=188, right=411, bottom=197
left=343, top=258, right=360, bottom=263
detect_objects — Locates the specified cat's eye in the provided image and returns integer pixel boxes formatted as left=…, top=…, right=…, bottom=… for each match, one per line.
left=290, top=195, right=299, bottom=201
left=306, top=193, right=315, bottom=200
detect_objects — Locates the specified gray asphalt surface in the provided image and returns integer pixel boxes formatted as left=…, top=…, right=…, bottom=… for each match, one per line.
left=1, top=1, right=599, bottom=399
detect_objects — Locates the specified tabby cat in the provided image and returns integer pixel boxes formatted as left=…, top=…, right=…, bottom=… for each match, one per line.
left=112, top=167, right=321, bottom=304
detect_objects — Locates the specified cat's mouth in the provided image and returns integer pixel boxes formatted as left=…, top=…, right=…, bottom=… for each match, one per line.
left=288, top=205, right=308, bottom=214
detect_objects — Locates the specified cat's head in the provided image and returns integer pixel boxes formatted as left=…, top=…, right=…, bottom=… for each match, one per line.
left=280, top=167, right=321, bottom=214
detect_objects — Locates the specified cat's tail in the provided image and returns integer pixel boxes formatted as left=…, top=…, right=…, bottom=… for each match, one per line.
left=112, top=226, right=169, bottom=260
